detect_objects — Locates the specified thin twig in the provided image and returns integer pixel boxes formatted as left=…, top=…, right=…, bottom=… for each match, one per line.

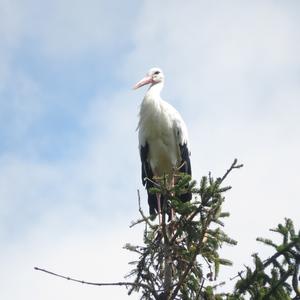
left=144, top=177, right=161, bottom=187
left=34, top=267, right=150, bottom=290
left=195, top=278, right=205, bottom=300
left=133, top=189, right=155, bottom=229
left=220, top=158, right=243, bottom=183
left=230, top=270, right=245, bottom=281
left=130, top=218, right=147, bottom=227
left=203, top=256, right=214, bottom=280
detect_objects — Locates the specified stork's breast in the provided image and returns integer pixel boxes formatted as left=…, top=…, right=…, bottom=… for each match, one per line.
left=148, top=139, right=178, bottom=176
left=139, top=104, right=180, bottom=174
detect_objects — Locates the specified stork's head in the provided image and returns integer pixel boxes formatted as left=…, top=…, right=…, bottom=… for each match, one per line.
left=133, top=67, right=164, bottom=90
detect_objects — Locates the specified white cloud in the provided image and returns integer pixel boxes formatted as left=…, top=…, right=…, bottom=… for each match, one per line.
left=0, top=1, right=43, bottom=144
left=22, top=0, right=138, bottom=60
left=0, top=212, right=142, bottom=300
left=0, top=0, right=25, bottom=91
left=0, top=0, right=139, bottom=151
left=0, top=72, right=44, bottom=143
left=0, top=0, right=25, bottom=46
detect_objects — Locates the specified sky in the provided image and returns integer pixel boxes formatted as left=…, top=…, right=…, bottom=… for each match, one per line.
left=0, top=0, right=300, bottom=299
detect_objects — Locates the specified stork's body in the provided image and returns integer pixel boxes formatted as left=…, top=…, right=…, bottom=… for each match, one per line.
left=134, top=68, right=192, bottom=217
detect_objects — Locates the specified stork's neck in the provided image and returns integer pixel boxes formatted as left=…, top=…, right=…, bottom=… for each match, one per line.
left=138, top=81, right=164, bottom=130
left=144, top=82, right=164, bottom=101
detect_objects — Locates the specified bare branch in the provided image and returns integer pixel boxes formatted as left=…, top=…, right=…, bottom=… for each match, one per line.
left=130, top=189, right=156, bottom=229
left=220, top=158, right=243, bottom=183
left=34, top=267, right=150, bottom=290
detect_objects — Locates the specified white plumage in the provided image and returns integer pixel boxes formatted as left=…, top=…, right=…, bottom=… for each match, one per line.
left=134, top=67, right=192, bottom=216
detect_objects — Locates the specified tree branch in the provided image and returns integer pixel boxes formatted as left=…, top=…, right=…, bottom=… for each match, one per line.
left=220, top=158, right=243, bottom=183
left=34, top=267, right=150, bottom=290
left=130, top=189, right=156, bottom=229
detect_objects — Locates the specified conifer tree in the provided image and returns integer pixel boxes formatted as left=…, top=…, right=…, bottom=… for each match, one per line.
left=35, top=159, right=300, bottom=299
left=124, top=159, right=300, bottom=300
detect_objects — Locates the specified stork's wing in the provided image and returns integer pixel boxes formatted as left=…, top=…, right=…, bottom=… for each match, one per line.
left=173, top=117, right=192, bottom=202
left=139, top=142, right=159, bottom=215
left=169, top=105, right=191, bottom=176
left=139, top=142, right=153, bottom=186
left=178, top=143, right=191, bottom=176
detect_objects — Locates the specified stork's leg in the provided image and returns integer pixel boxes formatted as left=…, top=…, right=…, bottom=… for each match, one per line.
left=156, top=193, right=162, bottom=225
left=170, top=176, right=175, bottom=221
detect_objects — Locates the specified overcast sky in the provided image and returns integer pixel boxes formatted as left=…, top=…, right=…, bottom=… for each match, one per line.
left=1, top=1, right=300, bottom=299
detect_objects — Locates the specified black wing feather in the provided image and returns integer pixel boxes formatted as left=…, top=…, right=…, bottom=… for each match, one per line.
left=140, top=142, right=192, bottom=216
left=140, top=142, right=152, bottom=186
left=179, top=143, right=191, bottom=176
left=140, top=142, right=162, bottom=216
left=178, top=143, right=192, bottom=202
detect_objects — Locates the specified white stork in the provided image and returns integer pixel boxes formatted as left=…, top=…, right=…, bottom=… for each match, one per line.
left=134, top=67, right=192, bottom=220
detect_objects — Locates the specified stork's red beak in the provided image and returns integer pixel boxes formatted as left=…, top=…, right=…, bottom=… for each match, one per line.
left=133, top=76, right=153, bottom=90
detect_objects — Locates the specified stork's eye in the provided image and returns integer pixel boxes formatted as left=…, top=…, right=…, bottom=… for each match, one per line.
left=153, top=71, right=160, bottom=75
